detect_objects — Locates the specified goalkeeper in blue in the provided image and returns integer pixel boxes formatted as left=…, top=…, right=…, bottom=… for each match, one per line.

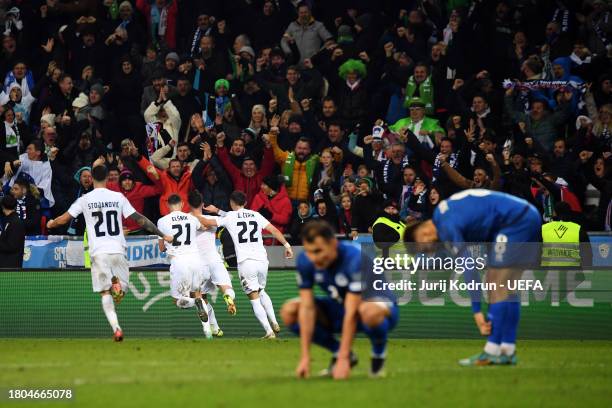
left=404, top=189, right=541, bottom=366
left=281, top=220, right=399, bottom=380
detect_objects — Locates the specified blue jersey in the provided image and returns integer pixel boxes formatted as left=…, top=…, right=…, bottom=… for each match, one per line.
left=296, top=242, right=363, bottom=303
left=433, top=189, right=539, bottom=243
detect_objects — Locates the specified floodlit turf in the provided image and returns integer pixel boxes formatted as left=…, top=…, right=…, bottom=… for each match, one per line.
left=0, top=338, right=611, bottom=408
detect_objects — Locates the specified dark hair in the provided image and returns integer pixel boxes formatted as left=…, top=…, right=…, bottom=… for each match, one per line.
left=168, top=158, right=181, bottom=167
left=300, top=219, right=335, bottom=243
left=167, top=194, right=182, bottom=206
left=322, top=96, right=336, bottom=104
left=92, top=165, right=108, bottom=182
left=14, top=178, right=30, bottom=189
left=327, top=121, right=343, bottom=130
left=296, top=137, right=311, bottom=146
left=229, top=191, right=247, bottom=206
left=177, top=141, right=190, bottom=150
left=1, top=195, right=17, bottom=211
left=188, top=190, right=203, bottom=208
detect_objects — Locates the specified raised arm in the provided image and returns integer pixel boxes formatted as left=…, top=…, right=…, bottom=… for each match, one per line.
left=264, top=222, right=293, bottom=258
left=46, top=211, right=74, bottom=229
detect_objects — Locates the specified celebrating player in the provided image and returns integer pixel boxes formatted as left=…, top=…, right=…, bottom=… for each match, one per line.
left=404, top=189, right=541, bottom=366
left=202, top=191, right=292, bottom=339
left=281, top=220, right=399, bottom=380
left=189, top=190, right=237, bottom=336
left=46, top=161, right=173, bottom=342
left=157, top=194, right=214, bottom=337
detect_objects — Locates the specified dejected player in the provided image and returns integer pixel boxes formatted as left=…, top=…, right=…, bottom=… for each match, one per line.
left=46, top=160, right=173, bottom=341
left=404, top=189, right=541, bottom=366
left=282, top=220, right=399, bottom=380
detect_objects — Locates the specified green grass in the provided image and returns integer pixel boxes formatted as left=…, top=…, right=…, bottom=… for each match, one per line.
left=1, top=339, right=611, bottom=407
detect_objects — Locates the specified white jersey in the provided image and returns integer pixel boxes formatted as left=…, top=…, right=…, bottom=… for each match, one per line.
left=68, top=188, right=136, bottom=257
left=217, top=208, right=270, bottom=263
left=194, top=214, right=223, bottom=264
left=157, top=211, right=202, bottom=257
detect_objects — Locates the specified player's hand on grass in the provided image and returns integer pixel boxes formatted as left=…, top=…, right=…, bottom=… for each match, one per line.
left=474, top=312, right=491, bottom=336
left=332, top=357, right=351, bottom=380
left=296, top=356, right=310, bottom=379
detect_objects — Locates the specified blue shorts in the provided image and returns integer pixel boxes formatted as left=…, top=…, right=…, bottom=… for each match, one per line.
left=315, top=296, right=399, bottom=333
left=489, top=205, right=542, bottom=268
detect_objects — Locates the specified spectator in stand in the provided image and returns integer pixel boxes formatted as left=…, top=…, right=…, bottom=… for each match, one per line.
left=9, top=141, right=54, bottom=208
left=289, top=200, right=314, bottom=244
left=337, top=193, right=355, bottom=239
left=137, top=154, right=193, bottom=216
left=404, top=63, right=435, bottom=116
left=389, top=98, right=445, bottom=150
left=10, top=178, right=41, bottom=236
left=280, top=3, right=332, bottom=62
left=266, top=128, right=319, bottom=203
left=191, top=141, right=232, bottom=211
left=251, top=175, right=293, bottom=237
left=143, top=85, right=181, bottom=158
left=105, top=165, right=162, bottom=234
left=216, top=131, right=275, bottom=207
left=0, top=195, right=25, bottom=268
left=351, top=177, right=382, bottom=235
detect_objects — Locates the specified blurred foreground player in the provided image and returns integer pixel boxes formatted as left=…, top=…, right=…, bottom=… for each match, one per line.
left=282, top=220, right=399, bottom=379
left=404, top=189, right=541, bottom=365
left=47, top=159, right=173, bottom=341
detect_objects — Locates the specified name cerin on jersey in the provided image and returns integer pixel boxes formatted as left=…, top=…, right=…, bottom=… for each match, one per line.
left=87, top=201, right=120, bottom=210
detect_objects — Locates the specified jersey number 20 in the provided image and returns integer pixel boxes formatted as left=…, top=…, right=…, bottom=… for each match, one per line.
left=237, top=221, right=258, bottom=243
left=92, top=210, right=120, bottom=237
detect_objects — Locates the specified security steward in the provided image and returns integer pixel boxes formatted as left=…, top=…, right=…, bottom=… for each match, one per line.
left=541, top=202, right=591, bottom=267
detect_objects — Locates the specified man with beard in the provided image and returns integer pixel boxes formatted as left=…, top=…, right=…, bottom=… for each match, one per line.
left=137, top=155, right=194, bottom=216
left=194, top=35, right=231, bottom=94
left=171, top=76, right=202, bottom=137
left=267, top=129, right=320, bottom=202
left=216, top=132, right=275, bottom=207
left=140, top=71, right=177, bottom=115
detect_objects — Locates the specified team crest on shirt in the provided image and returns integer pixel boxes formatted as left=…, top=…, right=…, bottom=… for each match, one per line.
left=23, top=246, right=31, bottom=262
left=334, top=273, right=349, bottom=287
left=315, top=272, right=325, bottom=283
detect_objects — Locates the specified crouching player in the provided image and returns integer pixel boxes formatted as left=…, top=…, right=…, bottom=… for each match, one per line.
left=404, top=189, right=541, bottom=366
left=281, top=220, right=399, bottom=379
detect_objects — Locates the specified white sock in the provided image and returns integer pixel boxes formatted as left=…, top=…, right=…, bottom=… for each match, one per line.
left=484, top=341, right=501, bottom=356
left=201, top=318, right=212, bottom=335
left=250, top=298, right=272, bottom=333
left=207, top=303, right=219, bottom=331
left=224, top=288, right=236, bottom=300
left=176, top=296, right=195, bottom=308
left=101, top=294, right=120, bottom=332
left=259, top=290, right=278, bottom=326
left=500, top=342, right=516, bottom=356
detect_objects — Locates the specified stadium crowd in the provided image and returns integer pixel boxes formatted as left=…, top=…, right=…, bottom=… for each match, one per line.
left=0, top=0, right=611, bottom=244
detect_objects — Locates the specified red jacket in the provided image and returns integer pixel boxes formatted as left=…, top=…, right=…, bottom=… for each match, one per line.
left=107, top=181, right=162, bottom=232
left=250, top=185, right=293, bottom=233
left=217, top=146, right=275, bottom=207
left=137, top=156, right=193, bottom=215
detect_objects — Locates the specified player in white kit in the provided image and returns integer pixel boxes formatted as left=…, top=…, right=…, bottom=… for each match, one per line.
left=46, top=161, right=173, bottom=342
left=157, top=194, right=213, bottom=338
left=188, top=191, right=237, bottom=337
left=199, top=191, right=293, bottom=338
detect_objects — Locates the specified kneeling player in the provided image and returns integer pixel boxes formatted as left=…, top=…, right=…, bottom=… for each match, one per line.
left=158, top=195, right=213, bottom=337
left=404, top=189, right=541, bottom=365
left=281, top=220, right=399, bottom=379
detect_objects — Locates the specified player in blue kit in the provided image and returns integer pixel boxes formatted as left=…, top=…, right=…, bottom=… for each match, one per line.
left=281, top=220, right=399, bottom=379
left=404, top=189, right=542, bottom=366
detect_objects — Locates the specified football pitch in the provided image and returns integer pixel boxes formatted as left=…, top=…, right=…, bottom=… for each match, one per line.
left=1, top=338, right=611, bottom=407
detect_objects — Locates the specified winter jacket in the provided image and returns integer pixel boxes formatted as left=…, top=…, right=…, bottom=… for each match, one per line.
left=216, top=146, right=275, bottom=207
left=137, top=155, right=193, bottom=215
left=250, top=185, right=293, bottom=233
left=107, top=181, right=162, bottom=232
left=269, top=133, right=319, bottom=201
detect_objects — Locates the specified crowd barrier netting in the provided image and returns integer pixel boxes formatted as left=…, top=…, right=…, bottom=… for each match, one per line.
left=1, top=269, right=612, bottom=339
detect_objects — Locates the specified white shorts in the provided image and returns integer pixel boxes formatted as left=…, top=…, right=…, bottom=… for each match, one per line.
left=200, top=261, right=232, bottom=294
left=90, top=254, right=129, bottom=293
left=170, top=254, right=205, bottom=299
left=237, top=259, right=269, bottom=295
